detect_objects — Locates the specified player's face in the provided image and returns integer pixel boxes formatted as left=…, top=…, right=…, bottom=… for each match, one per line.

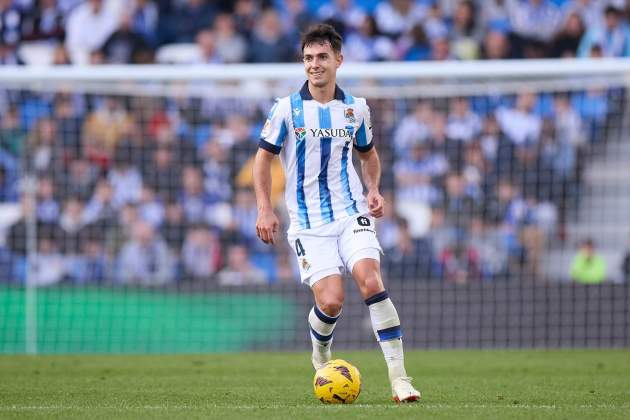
left=303, top=42, right=343, bottom=89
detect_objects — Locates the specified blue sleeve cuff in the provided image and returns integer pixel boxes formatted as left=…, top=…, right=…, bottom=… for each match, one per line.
left=258, top=139, right=281, bottom=154
left=354, top=142, right=374, bottom=153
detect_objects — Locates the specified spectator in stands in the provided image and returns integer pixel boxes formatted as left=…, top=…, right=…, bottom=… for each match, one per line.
left=373, top=0, right=427, bottom=38
left=578, top=5, right=630, bottom=57
left=65, top=0, right=120, bottom=64
left=200, top=140, right=231, bottom=204
left=438, top=238, right=480, bottom=283
left=82, top=96, right=134, bottom=168
left=30, top=234, right=66, bottom=286
left=478, top=0, right=510, bottom=32
left=107, top=157, right=142, bottom=209
left=393, top=101, right=432, bottom=157
left=430, top=36, right=454, bottom=60
left=181, top=224, right=221, bottom=281
left=449, top=0, right=481, bottom=60
left=279, top=0, right=313, bottom=47
left=0, top=0, right=23, bottom=47
left=217, top=243, right=266, bottom=286
left=53, top=95, right=82, bottom=160
left=447, top=97, right=482, bottom=144
left=394, top=139, right=448, bottom=207
left=480, top=29, right=512, bottom=60
left=0, top=106, right=24, bottom=157
left=163, top=0, right=216, bottom=43
left=117, top=220, right=175, bottom=285
left=161, top=200, right=188, bottom=254
left=51, top=44, right=71, bottom=64
left=508, top=0, right=562, bottom=54
left=484, top=179, right=530, bottom=268
left=383, top=215, right=432, bottom=280
left=495, top=91, right=542, bottom=147
left=550, top=12, right=586, bottom=58
left=25, top=117, right=64, bottom=175
left=66, top=228, right=108, bottom=284
left=247, top=8, right=294, bottom=63
left=100, top=12, right=153, bottom=64
left=129, top=0, right=159, bottom=46
left=137, top=185, right=164, bottom=227
left=317, top=0, right=366, bottom=34
left=439, top=171, right=480, bottom=232
left=0, top=142, right=19, bottom=203
left=143, top=146, right=181, bottom=202
left=227, top=188, right=257, bottom=246
left=22, top=0, right=65, bottom=42
left=345, top=14, right=396, bottom=62
left=192, top=28, right=221, bottom=63
left=212, top=13, right=246, bottom=63
left=36, top=176, right=59, bottom=223
left=58, top=196, right=87, bottom=254
left=82, top=177, right=117, bottom=226
left=396, top=22, right=430, bottom=61
left=562, top=0, right=604, bottom=29
left=468, top=217, right=508, bottom=279
left=179, top=165, right=230, bottom=228
left=0, top=40, right=23, bottom=65
left=56, top=158, right=98, bottom=201
left=570, top=238, right=606, bottom=284
left=232, top=0, right=259, bottom=39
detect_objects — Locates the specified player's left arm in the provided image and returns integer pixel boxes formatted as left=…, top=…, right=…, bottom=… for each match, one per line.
left=357, top=147, right=384, bottom=218
left=355, top=98, right=384, bottom=218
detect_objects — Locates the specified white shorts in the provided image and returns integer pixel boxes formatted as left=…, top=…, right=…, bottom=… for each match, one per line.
left=287, top=214, right=383, bottom=287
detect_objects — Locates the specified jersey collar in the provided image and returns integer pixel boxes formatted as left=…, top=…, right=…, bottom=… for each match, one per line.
left=299, top=81, right=345, bottom=101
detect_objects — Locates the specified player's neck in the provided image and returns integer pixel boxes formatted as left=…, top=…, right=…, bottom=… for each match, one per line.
left=308, top=81, right=336, bottom=104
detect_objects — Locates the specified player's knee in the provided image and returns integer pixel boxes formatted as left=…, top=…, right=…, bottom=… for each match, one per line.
left=360, top=272, right=383, bottom=298
left=318, top=295, right=344, bottom=317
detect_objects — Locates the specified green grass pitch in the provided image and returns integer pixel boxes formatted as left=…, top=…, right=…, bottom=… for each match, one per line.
left=0, top=349, right=629, bottom=419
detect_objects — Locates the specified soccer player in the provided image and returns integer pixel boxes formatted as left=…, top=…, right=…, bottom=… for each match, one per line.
left=253, top=23, right=421, bottom=403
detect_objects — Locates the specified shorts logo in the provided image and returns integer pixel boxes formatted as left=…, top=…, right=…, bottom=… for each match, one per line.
left=357, top=216, right=371, bottom=227
left=301, top=258, right=311, bottom=271
left=294, top=127, right=306, bottom=141
left=345, top=108, right=355, bottom=123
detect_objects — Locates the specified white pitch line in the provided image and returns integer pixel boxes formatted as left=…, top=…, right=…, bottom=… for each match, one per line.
left=1, top=404, right=629, bottom=411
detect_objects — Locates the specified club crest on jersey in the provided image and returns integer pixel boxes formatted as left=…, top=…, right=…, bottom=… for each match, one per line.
left=295, top=127, right=307, bottom=141
left=345, top=108, right=355, bottom=123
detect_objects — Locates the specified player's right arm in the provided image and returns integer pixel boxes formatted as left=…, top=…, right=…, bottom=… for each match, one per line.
left=253, top=98, right=289, bottom=245
left=253, top=148, right=280, bottom=244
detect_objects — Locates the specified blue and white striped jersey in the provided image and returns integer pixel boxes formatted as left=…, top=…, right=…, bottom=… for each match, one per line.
left=259, top=82, right=373, bottom=234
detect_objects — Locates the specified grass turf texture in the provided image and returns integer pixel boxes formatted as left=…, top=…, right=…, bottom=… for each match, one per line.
left=0, top=350, right=628, bottom=419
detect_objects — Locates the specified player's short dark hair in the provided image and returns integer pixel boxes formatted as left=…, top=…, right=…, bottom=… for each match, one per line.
left=301, top=23, right=343, bottom=54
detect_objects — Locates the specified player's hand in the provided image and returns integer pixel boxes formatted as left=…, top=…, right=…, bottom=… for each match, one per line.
left=256, top=208, right=280, bottom=245
left=367, top=189, right=385, bottom=218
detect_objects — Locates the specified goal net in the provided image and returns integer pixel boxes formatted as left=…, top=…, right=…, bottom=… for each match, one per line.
left=0, top=59, right=629, bottom=353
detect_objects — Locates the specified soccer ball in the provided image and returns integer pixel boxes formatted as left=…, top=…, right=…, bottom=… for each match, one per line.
left=313, top=359, right=361, bottom=404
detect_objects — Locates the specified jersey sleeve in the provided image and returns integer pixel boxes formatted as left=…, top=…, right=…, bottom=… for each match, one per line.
left=354, top=98, right=374, bottom=153
left=259, top=97, right=289, bottom=155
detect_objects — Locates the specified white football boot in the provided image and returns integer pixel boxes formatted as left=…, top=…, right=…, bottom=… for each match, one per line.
left=391, top=377, right=421, bottom=403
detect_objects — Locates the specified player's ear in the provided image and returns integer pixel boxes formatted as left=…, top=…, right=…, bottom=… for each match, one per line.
left=336, top=52, right=343, bottom=68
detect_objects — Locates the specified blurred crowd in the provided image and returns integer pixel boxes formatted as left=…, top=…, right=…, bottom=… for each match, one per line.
left=1, top=0, right=630, bottom=65
left=0, top=0, right=629, bottom=286
left=0, top=83, right=623, bottom=286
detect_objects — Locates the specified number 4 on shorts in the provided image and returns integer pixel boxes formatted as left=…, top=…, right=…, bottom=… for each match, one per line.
left=295, top=238, right=306, bottom=256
